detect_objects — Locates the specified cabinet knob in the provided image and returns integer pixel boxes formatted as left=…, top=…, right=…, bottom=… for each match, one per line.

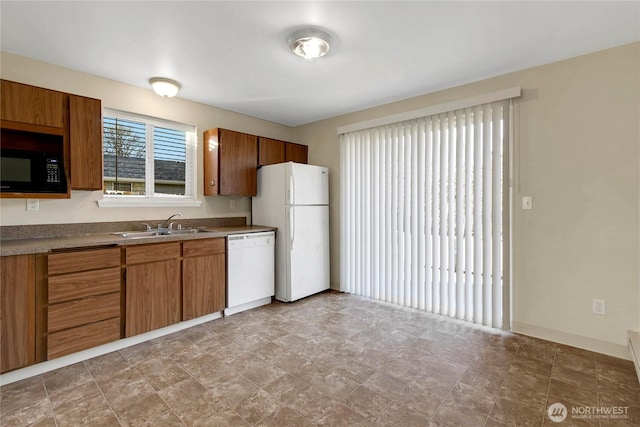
left=210, top=180, right=216, bottom=187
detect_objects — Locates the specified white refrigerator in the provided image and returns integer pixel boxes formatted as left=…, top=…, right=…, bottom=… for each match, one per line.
left=252, top=162, right=330, bottom=302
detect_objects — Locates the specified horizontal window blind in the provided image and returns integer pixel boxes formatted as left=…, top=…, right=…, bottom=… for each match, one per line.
left=340, top=100, right=511, bottom=328
left=103, top=116, right=147, bottom=195
left=102, top=109, right=196, bottom=199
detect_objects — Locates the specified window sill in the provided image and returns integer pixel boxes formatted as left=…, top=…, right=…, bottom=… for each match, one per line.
left=97, top=196, right=203, bottom=208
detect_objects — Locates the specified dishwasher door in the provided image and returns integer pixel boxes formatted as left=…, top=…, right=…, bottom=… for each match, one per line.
left=225, top=231, right=275, bottom=315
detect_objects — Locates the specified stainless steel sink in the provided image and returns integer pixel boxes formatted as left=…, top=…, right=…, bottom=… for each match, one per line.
left=112, top=228, right=209, bottom=239
left=111, top=231, right=164, bottom=239
left=166, top=229, right=208, bottom=235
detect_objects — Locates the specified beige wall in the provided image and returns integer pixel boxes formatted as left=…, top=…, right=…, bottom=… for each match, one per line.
left=0, top=52, right=299, bottom=226
left=2, top=44, right=638, bottom=357
left=296, top=42, right=640, bottom=358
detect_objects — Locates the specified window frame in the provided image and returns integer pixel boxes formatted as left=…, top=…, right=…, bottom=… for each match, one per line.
left=98, top=108, right=201, bottom=208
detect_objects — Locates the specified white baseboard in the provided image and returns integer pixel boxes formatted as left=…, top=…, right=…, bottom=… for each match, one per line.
left=512, top=321, right=630, bottom=360
left=628, top=330, right=640, bottom=383
left=224, top=297, right=272, bottom=316
left=0, top=311, right=222, bottom=386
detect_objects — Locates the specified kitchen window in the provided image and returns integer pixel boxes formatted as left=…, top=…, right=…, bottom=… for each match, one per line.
left=98, top=109, right=200, bottom=207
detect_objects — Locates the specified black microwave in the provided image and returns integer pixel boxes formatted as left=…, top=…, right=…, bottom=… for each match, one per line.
left=0, top=149, right=67, bottom=194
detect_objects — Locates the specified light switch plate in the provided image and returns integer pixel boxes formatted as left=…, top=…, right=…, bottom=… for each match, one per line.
left=522, top=196, right=532, bottom=210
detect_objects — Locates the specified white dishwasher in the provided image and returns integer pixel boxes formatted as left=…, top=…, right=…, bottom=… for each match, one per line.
left=225, top=231, right=275, bottom=316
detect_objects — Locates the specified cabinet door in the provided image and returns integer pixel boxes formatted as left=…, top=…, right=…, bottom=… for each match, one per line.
left=0, top=80, right=64, bottom=128
left=183, top=253, right=226, bottom=320
left=258, top=137, right=285, bottom=166
left=285, top=142, right=308, bottom=164
left=203, top=128, right=220, bottom=196
left=1, top=255, right=35, bottom=373
left=125, top=259, right=181, bottom=337
left=219, top=129, right=258, bottom=196
left=69, top=95, right=103, bottom=190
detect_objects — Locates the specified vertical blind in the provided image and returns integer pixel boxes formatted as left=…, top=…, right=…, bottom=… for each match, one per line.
left=340, top=100, right=511, bottom=328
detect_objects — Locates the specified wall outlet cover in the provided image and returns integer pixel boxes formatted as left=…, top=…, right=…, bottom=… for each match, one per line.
left=592, top=299, right=606, bottom=315
left=26, top=199, right=39, bottom=211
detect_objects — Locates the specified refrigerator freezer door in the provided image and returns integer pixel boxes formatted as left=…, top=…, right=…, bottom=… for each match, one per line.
left=287, top=163, right=329, bottom=206
left=283, top=205, right=330, bottom=302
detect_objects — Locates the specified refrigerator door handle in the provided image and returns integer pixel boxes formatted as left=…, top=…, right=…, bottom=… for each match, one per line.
left=290, top=172, right=295, bottom=205
left=290, top=207, right=295, bottom=250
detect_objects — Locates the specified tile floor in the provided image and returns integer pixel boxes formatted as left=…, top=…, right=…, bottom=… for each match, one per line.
left=1, top=291, right=639, bottom=426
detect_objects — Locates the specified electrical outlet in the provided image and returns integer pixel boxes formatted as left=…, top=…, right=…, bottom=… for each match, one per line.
left=26, top=199, right=39, bottom=211
left=229, top=199, right=236, bottom=210
left=592, top=299, right=606, bottom=315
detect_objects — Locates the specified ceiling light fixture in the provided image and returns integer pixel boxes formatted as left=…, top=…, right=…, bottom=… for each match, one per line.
left=149, top=77, right=181, bottom=98
left=288, top=28, right=333, bottom=60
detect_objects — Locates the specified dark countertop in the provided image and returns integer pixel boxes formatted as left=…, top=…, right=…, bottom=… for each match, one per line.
left=0, top=225, right=276, bottom=256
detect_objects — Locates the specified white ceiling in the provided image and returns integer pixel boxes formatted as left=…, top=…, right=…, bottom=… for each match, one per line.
left=1, top=1, right=638, bottom=127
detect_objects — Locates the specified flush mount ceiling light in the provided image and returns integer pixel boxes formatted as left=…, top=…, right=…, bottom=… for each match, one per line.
left=149, top=77, right=181, bottom=98
left=288, top=28, right=333, bottom=60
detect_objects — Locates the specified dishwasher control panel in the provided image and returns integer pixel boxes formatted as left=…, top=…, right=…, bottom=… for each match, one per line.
left=228, top=231, right=274, bottom=246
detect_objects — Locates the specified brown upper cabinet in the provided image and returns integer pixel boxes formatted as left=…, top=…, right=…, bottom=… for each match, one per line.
left=69, top=95, right=103, bottom=190
left=0, top=80, right=64, bottom=129
left=0, top=80, right=103, bottom=197
left=285, top=142, right=308, bottom=164
left=258, top=137, right=308, bottom=166
left=204, top=128, right=258, bottom=196
left=258, top=137, right=285, bottom=166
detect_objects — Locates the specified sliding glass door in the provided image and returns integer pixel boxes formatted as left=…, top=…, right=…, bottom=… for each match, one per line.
left=340, top=100, right=511, bottom=329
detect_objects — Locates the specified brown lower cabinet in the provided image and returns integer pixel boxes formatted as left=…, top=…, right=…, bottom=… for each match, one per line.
left=47, top=248, right=121, bottom=359
left=183, top=238, right=226, bottom=320
left=0, top=255, right=36, bottom=373
left=1, top=236, right=231, bottom=370
left=125, top=243, right=181, bottom=337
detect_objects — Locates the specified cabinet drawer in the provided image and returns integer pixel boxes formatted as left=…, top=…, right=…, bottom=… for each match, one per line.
left=126, top=242, right=181, bottom=264
left=48, top=267, right=120, bottom=304
left=48, top=248, right=120, bottom=275
left=48, top=292, right=120, bottom=333
left=183, top=238, right=225, bottom=257
left=47, top=317, right=120, bottom=359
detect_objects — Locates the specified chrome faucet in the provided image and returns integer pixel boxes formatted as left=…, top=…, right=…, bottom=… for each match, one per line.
left=161, top=213, right=182, bottom=230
